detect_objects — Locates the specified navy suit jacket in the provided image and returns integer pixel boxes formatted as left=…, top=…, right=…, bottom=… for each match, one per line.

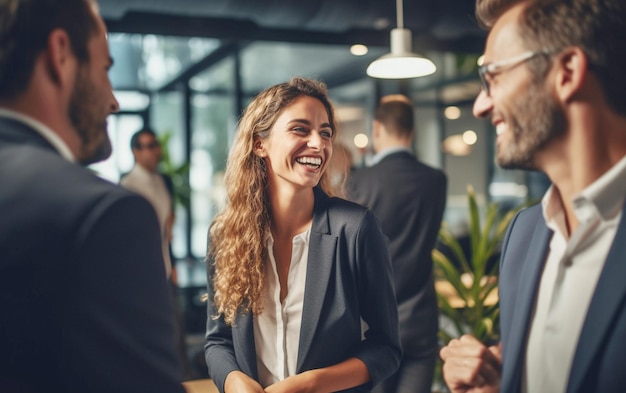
left=348, top=151, right=446, bottom=357
left=204, top=188, right=402, bottom=392
left=0, top=117, right=185, bottom=393
left=499, top=203, right=626, bottom=393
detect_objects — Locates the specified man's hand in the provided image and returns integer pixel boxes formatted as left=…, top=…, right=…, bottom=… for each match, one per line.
left=439, top=334, right=502, bottom=393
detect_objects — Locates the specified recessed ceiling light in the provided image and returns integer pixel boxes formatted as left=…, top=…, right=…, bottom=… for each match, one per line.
left=350, top=44, right=368, bottom=56
left=463, top=130, right=478, bottom=145
left=354, top=133, right=369, bottom=149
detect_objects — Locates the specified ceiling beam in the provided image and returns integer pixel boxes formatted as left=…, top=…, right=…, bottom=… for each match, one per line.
left=104, top=12, right=484, bottom=53
left=105, top=12, right=388, bottom=46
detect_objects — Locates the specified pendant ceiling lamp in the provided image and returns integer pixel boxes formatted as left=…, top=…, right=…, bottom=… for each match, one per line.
left=366, top=0, right=436, bottom=79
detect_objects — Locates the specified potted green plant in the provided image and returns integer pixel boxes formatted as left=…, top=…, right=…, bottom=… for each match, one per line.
left=157, top=132, right=191, bottom=210
left=433, top=185, right=524, bottom=344
left=431, top=185, right=525, bottom=392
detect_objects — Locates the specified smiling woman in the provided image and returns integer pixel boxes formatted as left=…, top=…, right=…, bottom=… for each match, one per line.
left=255, top=95, right=334, bottom=192
left=204, top=77, right=401, bottom=393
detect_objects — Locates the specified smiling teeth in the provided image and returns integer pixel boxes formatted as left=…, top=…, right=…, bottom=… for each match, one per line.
left=297, top=157, right=322, bottom=165
left=496, top=123, right=506, bottom=135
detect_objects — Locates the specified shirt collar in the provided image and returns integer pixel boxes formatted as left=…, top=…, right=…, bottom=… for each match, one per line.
left=132, top=163, right=159, bottom=179
left=265, top=228, right=311, bottom=248
left=542, top=153, right=626, bottom=225
left=369, top=146, right=412, bottom=166
left=0, top=108, right=75, bottom=162
left=579, top=153, right=626, bottom=220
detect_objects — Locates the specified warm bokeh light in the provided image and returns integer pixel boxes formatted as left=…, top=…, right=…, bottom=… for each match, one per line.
left=477, top=54, right=485, bottom=66
left=444, top=106, right=461, bottom=120
left=489, top=182, right=528, bottom=198
left=353, top=133, right=369, bottom=149
left=442, top=135, right=472, bottom=156
left=463, top=130, right=478, bottom=145
left=350, top=44, right=369, bottom=56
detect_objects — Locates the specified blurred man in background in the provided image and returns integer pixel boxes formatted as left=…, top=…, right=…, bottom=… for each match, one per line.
left=349, top=94, right=447, bottom=393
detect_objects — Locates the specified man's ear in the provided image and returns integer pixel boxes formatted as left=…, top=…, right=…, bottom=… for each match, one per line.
left=45, top=28, right=76, bottom=87
left=253, top=139, right=267, bottom=157
left=372, top=120, right=382, bottom=138
left=554, top=46, right=588, bottom=103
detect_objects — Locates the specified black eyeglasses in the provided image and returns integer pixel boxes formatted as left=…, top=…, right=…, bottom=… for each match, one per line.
left=478, top=50, right=552, bottom=96
left=137, top=141, right=160, bottom=150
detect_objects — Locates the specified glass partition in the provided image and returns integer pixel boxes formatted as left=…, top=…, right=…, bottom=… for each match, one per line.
left=190, top=57, right=237, bottom=261
left=151, top=91, right=188, bottom=259
left=109, top=33, right=221, bottom=91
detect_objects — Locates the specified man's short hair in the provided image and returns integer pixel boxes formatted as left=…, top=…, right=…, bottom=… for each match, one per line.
left=130, top=127, right=158, bottom=150
left=476, top=0, right=626, bottom=117
left=0, top=0, right=98, bottom=100
left=375, top=96, right=414, bottom=138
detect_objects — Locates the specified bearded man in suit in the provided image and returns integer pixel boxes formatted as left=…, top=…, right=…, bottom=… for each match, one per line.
left=0, top=1, right=185, bottom=392
left=440, top=1, right=626, bottom=392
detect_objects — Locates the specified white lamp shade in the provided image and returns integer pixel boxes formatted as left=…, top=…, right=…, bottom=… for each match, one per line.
left=367, top=28, right=436, bottom=79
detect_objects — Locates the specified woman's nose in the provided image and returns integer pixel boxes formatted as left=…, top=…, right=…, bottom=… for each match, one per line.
left=308, top=132, right=323, bottom=149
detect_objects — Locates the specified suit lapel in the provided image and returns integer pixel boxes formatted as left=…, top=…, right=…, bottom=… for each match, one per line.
left=502, top=215, right=552, bottom=393
left=297, top=188, right=336, bottom=371
left=566, top=204, right=626, bottom=393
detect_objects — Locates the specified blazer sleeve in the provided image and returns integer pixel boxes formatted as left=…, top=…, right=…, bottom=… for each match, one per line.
left=353, top=210, right=402, bottom=386
left=204, top=255, right=243, bottom=392
left=62, top=193, right=185, bottom=393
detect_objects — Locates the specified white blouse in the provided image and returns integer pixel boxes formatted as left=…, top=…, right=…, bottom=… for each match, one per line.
left=254, top=228, right=310, bottom=387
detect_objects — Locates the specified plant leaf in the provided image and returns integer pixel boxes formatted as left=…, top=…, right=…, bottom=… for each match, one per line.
left=438, top=223, right=472, bottom=274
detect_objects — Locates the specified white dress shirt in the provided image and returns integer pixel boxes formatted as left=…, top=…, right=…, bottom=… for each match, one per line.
left=254, top=229, right=310, bottom=388
left=523, top=154, right=626, bottom=393
left=0, top=108, right=75, bottom=161
left=120, top=164, right=173, bottom=277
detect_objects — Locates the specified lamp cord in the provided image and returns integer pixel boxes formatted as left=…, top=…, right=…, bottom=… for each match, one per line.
left=396, top=0, right=404, bottom=29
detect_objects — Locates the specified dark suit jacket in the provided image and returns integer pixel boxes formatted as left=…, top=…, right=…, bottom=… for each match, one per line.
left=499, top=203, right=626, bottom=393
left=0, top=117, right=185, bottom=393
left=348, top=151, right=447, bottom=356
left=204, top=187, right=402, bottom=392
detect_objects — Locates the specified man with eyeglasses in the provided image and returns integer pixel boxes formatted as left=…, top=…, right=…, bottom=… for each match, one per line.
left=439, top=0, right=626, bottom=393
left=121, top=128, right=175, bottom=279
left=120, top=128, right=193, bottom=378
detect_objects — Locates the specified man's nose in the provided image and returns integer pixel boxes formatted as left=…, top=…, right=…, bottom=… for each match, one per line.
left=473, top=89, right=492, bottom=119
left=110, top=91, right=120, bottom=114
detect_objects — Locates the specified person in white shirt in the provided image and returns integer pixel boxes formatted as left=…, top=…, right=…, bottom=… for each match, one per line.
left=120, top=128, right=192, bottom=378
left=204, top=77, right=401, bottom=393
left=439, top=0, right=626, bottom=392
left=121, top=128, right=174, bottom=278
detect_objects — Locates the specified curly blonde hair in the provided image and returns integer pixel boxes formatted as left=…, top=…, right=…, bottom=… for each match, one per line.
left=208, top=77, right=340, bottom=325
